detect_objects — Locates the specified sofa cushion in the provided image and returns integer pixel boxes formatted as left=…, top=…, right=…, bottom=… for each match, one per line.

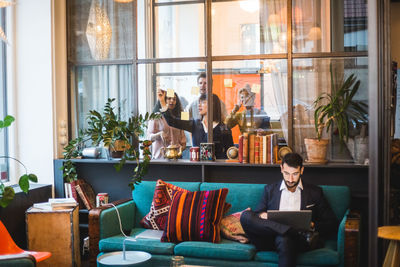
left=200, top=183, right=265, bottom=214
left=174, top=239, right=256, bottom=261
left=161, top=188, right=228, bottom=243
left=133, top=181, right=201, bottom=227
left=255, top=243, right=339, bottom=266
left=99, top=228, right=175, bottom=255
left=140, top=179, right=190, bottom=230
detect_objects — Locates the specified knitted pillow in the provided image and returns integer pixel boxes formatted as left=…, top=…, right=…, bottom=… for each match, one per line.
left=140, top=179, right=189, bottom=230
left=220, top=209, right=249, bottom=243
left=161, top=188, right=228, bottom=243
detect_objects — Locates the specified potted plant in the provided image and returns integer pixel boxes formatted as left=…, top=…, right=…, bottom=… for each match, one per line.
left=0, top=115, right=37, bottom=207
left=305, top=68, right=368, bottom=164
left=63, top=98, right=160, bottom=190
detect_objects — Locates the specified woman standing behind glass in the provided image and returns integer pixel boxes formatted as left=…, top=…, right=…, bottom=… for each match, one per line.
left=148, top=89, right=186, bottom=159
left=161, top=94, right=234, bottom=159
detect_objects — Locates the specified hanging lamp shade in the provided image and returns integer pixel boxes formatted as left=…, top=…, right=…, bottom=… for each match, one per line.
left=0, top=0, right=15, bottom=44
left=86, top=0, right=112, bottom=60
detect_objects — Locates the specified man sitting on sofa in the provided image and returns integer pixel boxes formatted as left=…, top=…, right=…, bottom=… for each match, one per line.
left=240, top=153, right=338, bottom=267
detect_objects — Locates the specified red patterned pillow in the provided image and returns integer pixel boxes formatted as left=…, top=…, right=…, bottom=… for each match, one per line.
left=161, top=188, right=228, bottom=243
left=140, top=180, right=189, bottom=230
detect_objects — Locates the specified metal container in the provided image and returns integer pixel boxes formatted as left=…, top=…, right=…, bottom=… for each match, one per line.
left=96, top=193, right=109, bottom=207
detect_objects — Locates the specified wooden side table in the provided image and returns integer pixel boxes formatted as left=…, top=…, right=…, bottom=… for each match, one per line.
left=378, top=226, right=400, bottom=267
left=26, top=206, right=80, bottom=267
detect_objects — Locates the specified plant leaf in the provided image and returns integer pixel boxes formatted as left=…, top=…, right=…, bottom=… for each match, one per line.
left=28, top=174, right=38, bottom=183
left=0, top=186, right=15, bottom=207
left=19, top=174, right=30, bottom=193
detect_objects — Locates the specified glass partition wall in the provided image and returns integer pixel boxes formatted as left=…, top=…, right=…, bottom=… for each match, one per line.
left=67, top=0, right=368, bottom=162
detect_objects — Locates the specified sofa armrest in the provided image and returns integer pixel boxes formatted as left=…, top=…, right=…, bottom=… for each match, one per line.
left=337, top=209, right=360, bottom=267
left=344, top=210, right=360, bottom=267
left=88, top=198, right=135, bottom=267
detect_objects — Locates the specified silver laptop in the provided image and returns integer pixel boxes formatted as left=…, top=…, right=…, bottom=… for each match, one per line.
left=267, top=210, right=312, bottom=230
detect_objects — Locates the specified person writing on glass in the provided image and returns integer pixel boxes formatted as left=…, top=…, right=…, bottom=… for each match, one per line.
left=187, top=72, right=227, bottom=121
left=162, top=93, right=233, bottom=159
left=147, top=88, right=186, bottom=159
left=240, top=153, right=338, bottom=267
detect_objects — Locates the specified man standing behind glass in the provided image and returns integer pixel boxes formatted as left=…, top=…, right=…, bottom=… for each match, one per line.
left=187, top=72, right=227, bottom=121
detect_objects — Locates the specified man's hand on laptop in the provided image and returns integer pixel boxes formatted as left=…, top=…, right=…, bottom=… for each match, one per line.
left=259, top=212, right=268, bottom=219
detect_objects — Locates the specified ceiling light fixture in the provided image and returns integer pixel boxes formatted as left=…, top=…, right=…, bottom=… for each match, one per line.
left=86, top=0, right=112, bottom=60
left=239, top=0, right=259, bottom=13
left=0, top=0, right=15, bottom=44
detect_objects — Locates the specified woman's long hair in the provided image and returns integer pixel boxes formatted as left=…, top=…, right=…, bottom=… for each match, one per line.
left=199, top=93, right=221, bottom=123
left=152, top=92, right=182, bottom=117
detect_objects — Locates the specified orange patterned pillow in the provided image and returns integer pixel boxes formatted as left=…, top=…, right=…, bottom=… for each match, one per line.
left=220, top=210, right=249, bottom=243
left=140, top=179, right=189, bottom=230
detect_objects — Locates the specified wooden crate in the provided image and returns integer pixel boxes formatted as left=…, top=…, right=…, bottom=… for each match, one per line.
left=26, top=206, right=81, bottom=267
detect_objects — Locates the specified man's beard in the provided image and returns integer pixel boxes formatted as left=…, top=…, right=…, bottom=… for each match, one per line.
left=285, top=179, right=300, bottom=189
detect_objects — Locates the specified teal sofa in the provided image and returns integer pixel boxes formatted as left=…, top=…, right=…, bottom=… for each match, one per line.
left=90, top=181, right=359, bottom=267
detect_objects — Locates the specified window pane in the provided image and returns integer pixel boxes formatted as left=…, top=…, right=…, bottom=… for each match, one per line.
left=293, top=57, right=368, bottom=162
left=138, top=2, right=205, bottom=59
left=68, top=0, right=134, bottom=61
left=138, top=62, right=211, bottom=158
left=293, top=0, right=368, bottom=53
left=212, top=59, right=288, bottom=148
left=212, top=0, right=287, bottom=56
left=72, top=65, right=134, bottom=133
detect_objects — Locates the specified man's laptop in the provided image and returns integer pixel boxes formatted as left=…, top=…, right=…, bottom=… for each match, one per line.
left=267, top=210, right=312, bottom=230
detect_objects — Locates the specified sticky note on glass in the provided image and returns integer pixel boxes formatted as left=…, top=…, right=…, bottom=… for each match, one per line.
left=191, top=86, right=199, bottom=95
left=167, top=89, right=175, bottom=97
left=251, top=84, right=261, bottom=93
left=224, top=79, right=233, bottom=88
left=181, top=111, right=189, bottom=120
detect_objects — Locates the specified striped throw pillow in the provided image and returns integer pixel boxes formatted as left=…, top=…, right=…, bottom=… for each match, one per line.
left=140, top=179, right=189, bottom=230
left=161, top=188, right=228, bottom=243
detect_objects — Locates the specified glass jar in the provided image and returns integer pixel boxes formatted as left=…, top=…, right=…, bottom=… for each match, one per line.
left=170, top=255, right=184, bottom=267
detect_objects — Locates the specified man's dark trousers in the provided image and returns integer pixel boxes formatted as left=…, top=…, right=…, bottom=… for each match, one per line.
left=240, top=210, right=309, bottom=267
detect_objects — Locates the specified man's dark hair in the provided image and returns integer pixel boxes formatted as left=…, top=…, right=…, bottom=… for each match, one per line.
left=197, top=72, right=206, bottom=83
left=281, top=153, right=303, bottom=169
left=199, top=93, right=221, bottom=123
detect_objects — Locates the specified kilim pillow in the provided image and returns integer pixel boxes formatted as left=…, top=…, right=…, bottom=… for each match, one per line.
left=220, top=209, right=249, bottom=243
left=140, top=179, right=189, bottom=230
left=161, top=188, right=228, bottom=243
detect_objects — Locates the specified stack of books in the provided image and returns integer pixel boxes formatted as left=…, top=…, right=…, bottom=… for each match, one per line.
left=32, top=198, right=78, bottom=211
left=238, top=133, right=279, bottom=164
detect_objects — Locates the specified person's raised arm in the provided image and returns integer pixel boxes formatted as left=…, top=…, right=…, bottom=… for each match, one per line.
left=162, top=110, right=194, bottom=133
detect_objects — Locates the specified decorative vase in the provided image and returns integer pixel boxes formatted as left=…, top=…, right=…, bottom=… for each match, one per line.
left=304, top=138, right=329, bottom=164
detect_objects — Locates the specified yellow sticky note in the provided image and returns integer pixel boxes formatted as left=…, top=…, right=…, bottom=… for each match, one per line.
left=251, top=84, right=261, bottom=93
left=181, top=111, right=189, bottom=121
left=191, top=86, right=199, bottom=95
left=167, top=89, right=175, bottom=98
left=224, top=79, right=233, bottom=88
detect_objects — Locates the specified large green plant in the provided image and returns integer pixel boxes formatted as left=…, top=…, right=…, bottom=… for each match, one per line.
left=313, top=68, right=368, bottom=143
left=0, top=116, right=38, bottom=207
left=63, top=98, right=160, bottom=189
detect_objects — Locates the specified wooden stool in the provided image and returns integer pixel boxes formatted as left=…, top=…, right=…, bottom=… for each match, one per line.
left=378, top=226, right=400, bottom=267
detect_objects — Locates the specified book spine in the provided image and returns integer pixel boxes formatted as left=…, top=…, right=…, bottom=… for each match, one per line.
left=255, top=136, right=260, bottom=164
left=75, top=185, right=92, bottom=210
left=272, top=134, right=278, bottom=164
left=64, top=183, right=69, bottom=198
left=238, top=135, right=243, bottom=163
left=259, top=135, right=263, bottom=164
left=249, top=133, right=255, bottom=164
left=267, top=135, right=271, bottom=164
left=243, top=133, right=249, bottom=163
left=262, top=135, right=267, bottom=164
